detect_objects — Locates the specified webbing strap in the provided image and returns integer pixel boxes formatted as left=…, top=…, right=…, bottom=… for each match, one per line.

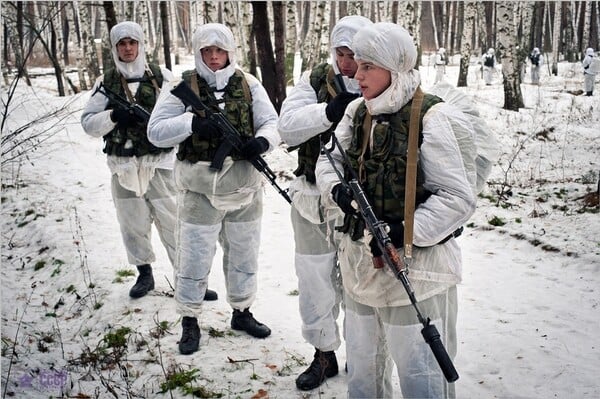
left=404, top=86, right=424, bottom=261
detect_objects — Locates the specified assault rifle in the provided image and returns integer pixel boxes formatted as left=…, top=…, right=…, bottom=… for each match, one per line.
left=93, top=82, right=151, bottom=124
left=320, top=133, right=460, bottom=383
left=171, top=80, right=291, bottom=204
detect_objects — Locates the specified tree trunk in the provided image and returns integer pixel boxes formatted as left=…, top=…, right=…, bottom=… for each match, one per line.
left=430, top=1, right=439, bottom=49
left=159, top=2, right=171, bottom=70
left=77, top=1, right=100, bottom=85
left=497, top=1, right=524, bottom=111
left=6, top=2, right=32, bottom=86
left=285, top=0, right=298, bottom=82
left=273, top=1, right=287, bottom=111
left=102, top=1, right=117, bottom=32
left=551, top=1, right=561, bottom=75
left=251, top=2, right=278, bottom=108
left=458, top=1, right=476, bottom=87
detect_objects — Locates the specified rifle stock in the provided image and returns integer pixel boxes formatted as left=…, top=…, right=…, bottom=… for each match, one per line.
left=170, top=80, right=291, bottom=204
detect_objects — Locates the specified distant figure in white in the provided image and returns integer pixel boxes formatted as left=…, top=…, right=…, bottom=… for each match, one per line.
left=434, top=47, right=447, bottom=83
left=582, top=47, right=598, bottom=96
left=482, top=48, right=495, bottom=85
left=529, top=47, right=543, bottom=85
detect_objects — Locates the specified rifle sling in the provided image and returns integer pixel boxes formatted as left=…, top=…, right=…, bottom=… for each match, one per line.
left=404, top=87, right=424, bottom=260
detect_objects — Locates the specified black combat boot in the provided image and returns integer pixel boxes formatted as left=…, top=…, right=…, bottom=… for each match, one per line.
left=231, top=308, right=271, bottom=338
left=295, top=349, right=339, bottom=391
left=204, top=288, right=218, bottom=301
left=129, top=264, right=154, bottom=298
left=178, top=316, right=200, bottom=355
left=586, top=91, right=593, bottom=96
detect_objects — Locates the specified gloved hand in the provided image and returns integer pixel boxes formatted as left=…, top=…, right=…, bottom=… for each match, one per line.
left=240, top=137, right=269, bottom=160
left=369, top=222, right=404, bottom=257
left=192, top=115, right=221, bottom=140
left=325, top=92, right=360, bottom=123
left=110, top=108, right=137, bottom=128
left=331, top=183, right=356, bottom=216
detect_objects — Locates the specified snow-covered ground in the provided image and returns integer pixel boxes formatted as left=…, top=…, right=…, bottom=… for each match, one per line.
left=1, top=59, right=599, bottom=398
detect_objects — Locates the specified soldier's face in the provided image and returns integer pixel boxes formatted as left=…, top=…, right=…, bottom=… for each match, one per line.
left=355, top=60, right=391, bottom=100
left=335, top=46, right=358, bottom=78
left=116, top=38, right=139, bottom=63
left=201, top=46, right=229, bottom=71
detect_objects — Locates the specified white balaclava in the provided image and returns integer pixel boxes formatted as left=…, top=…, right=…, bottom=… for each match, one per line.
left=329, top=15, right=373, bottom=92
left=439, top=47, right=446, bottom=54
left=488, top=48, right=495, bottom=55
left=532, top=47, right=540, bottom=55
left=586, top=47, right=595, bottom=56
left=192, top=23, right=237, bottom=90
left=352, top=22, right=421, bottom=115
left=110, top=21, right=146, bottom=79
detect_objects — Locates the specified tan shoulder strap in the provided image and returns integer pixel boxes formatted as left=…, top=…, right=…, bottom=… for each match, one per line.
left=359, top=111, right=372, bottom=183
left=403, top=86, right=424, bottom=262
left=325, top=67, right=337, bottom=98
left=190, top=71, right=200, bottom=95
left=235, top=69, right=252, bottom=102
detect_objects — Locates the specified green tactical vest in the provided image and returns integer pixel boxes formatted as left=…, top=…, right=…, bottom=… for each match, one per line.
left=290, top=63, right=342, bottom=184
left=341, top=93, right=444, bottom=240
left=176, top=69, right=254, bottom=164
left=102, top=64, right=171, bottom=157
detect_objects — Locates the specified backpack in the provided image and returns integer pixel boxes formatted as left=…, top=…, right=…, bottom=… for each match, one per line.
left=530, top=53, right=540, bottom=66
left=484, top=55, right=495, bottom=67
left=428, top=81, right=499, bottom=194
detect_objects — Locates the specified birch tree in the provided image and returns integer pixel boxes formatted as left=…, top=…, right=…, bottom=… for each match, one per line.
left=76, top=1, right=100, bottom=87
left=285, top=0, right=298, bottom=80
left=551, top=1, right=561, bottom=75
left=457, top=1, right=476, bottom=87
left=582, top=2, right=592, bottom=51
left=497, top=1, right=524, bottom=111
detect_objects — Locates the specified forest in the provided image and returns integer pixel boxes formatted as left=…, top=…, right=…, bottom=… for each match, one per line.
left=2, top=1, right=600, bottom=111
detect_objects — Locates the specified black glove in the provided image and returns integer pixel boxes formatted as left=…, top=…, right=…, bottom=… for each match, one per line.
left=110, top=108, right=138, bottom=128
left=331, top=183, right=356, bottom=215
left=325, top=92, right=360, bottom=123
left=192, top=116, right=221, bottom=140
left=369, top=222, right=404, bottom=257
left=240, top=137, right=269, bottom=160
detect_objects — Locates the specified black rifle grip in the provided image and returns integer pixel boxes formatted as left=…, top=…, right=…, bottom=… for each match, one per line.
left=421, top=324, right=459, bottom=383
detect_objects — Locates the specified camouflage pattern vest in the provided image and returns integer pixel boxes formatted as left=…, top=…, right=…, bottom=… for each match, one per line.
left=176, top=69, right=254, bottom=164
left=290, top=63, right=342, bottom=184
left=341, top=93, right=443, bottom=240
left=102, top=64, right=170, bottom=157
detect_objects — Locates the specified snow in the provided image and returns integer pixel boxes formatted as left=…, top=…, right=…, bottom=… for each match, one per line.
left=1, top=59, right=599, bottom=399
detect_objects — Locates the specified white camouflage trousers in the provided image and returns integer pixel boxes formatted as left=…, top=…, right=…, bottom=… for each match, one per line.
left=344, top=286, right=458, bottom=399
left=111, top=168, right=177, bottom=267
left=291, top=205, right=343, bottom=352
left=175, top=189, right=263, bottom=317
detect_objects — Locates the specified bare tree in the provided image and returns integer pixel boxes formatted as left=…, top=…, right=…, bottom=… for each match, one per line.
left=273, top=2, right=287, bottom=109
left=251, top=2, right=279, bottom=108
left=550, top=1, right=561, bottom=75
left=457, top=1, right=476, bottom=87
left=76, top=1, right=101, bottom=86
left=497, top=1, right=524, bottom=111
left=159, top=1, right=172, bottom=70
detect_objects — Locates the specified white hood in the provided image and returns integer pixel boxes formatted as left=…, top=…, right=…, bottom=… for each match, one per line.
left=110, top=21, right=146, bottom=79
left=329, top=15, right=373, bottom=92
left=352, top=22, right=421, bottom=115
left=192, top=23, right=238, bottom=90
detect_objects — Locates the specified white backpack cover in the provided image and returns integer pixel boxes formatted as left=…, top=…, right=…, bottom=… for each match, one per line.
left=587, top=58, right=600, bottom=74
left=428, top=81, right=499, bottom=194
